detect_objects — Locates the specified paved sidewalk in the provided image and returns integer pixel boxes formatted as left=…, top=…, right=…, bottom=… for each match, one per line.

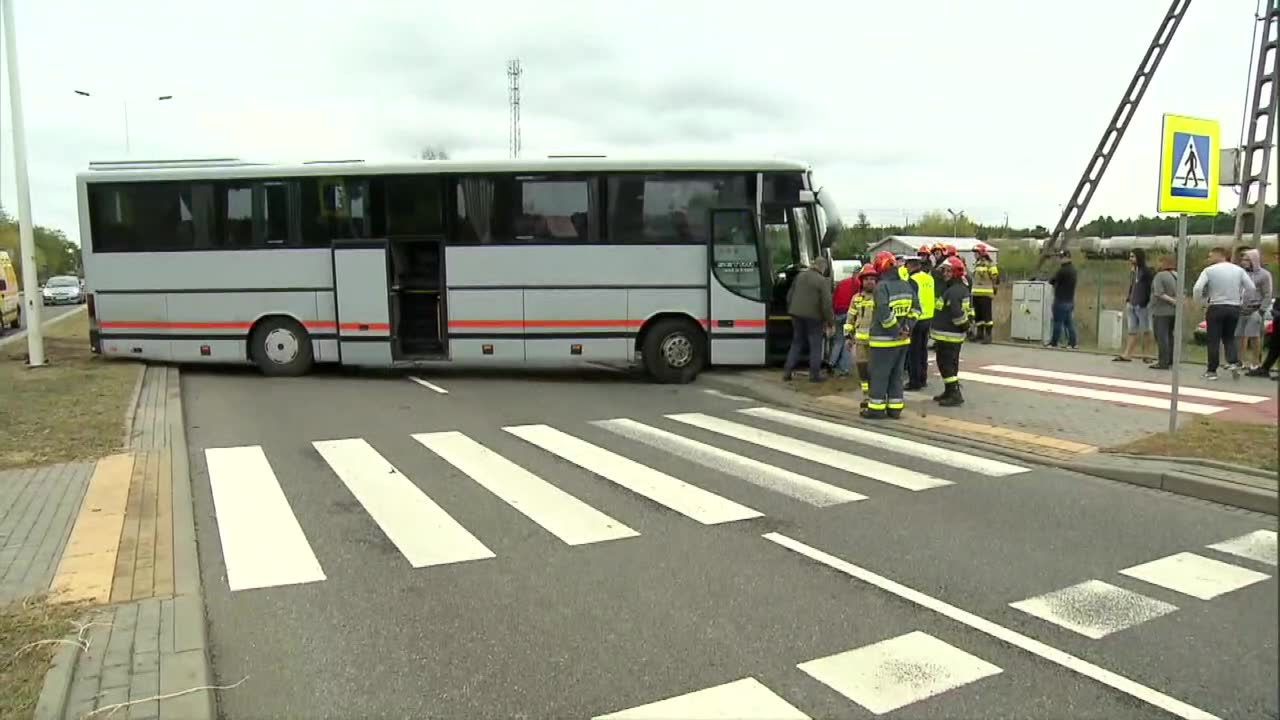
left=0, top=462, right=94, bottom=604
left=32, top=366, right=216, bottom=720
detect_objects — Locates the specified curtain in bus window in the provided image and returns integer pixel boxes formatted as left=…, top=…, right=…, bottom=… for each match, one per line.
left=225, top=185, right=254, bottom=247
left=458, top=178, right=494, bottom=244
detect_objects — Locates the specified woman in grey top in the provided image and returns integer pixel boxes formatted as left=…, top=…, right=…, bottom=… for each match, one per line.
left=1235, top=248, right=1273, bottom=370
left=1148, top=255, right=1179, bottom=370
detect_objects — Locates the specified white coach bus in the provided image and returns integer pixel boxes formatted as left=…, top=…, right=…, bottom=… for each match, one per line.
left=78, top=157, right=840, bottom=382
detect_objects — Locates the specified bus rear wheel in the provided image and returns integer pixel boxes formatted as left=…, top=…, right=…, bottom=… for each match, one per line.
left=251, top=317, right=314, bottom=377
left=642, top=318, right=704, bottom=384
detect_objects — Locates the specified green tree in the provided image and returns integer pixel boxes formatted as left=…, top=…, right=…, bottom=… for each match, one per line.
left=0, top=205, right=81, bottom=285
left=914, top=210, right=977, bottom=238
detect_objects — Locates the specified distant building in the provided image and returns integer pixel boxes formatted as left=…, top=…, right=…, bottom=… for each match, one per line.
left=867, top=235, right=999, bottom=268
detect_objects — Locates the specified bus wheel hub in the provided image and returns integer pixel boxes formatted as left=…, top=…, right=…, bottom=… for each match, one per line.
left=661, top=334, right=692, bottom=368
left=264, top=329, right=299, bottom=364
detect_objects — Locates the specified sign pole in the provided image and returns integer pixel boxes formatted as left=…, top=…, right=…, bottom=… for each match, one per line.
left=1, top=0, right=45, bottom=366
left=1168, top=213, right=1187, bottom=434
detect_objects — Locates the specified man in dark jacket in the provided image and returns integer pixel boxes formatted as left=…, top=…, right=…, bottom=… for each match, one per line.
left=1047, top=251, right=1078, bottom=348
left=783, top=257, right=834, bottom=382
left=1115, top=248, right=1154, bottom=361
left=931, top=257, right=973, bottom=406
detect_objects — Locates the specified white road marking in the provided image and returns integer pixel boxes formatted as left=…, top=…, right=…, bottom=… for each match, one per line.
left=958, top=372, right=1227, bottom=415
left=1119, top=552, right=1270, bottom=600
left=412, top=431, right=638, bottom=546
left=980, top=365, right=1269, bottom=404
left=504, top=424, right=763, bottom=525
left=763, top=532, right=1220, bottom=720
left=593, top=418, right=866, bottom=507
left=312, top=438, right=494, bottom=568
left=204, top=446, right=326, bottom=592
left=408, top=376, right=449, bottom=394
left=593, top=677, right=811, bottom=720
left=666, top=413, right=952, bottom=492
left=797, top=630, right=1002, bottom=715
left=1009, top=580, right=1178, bottom=639
left=1207, top=530, right=1278, bottom=566
left=701, top=388, right=755, bottom=403
left=740, top=407, right=1029, bottom=477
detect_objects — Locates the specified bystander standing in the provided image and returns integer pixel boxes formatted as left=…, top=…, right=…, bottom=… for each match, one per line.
left=782, top=257, right=834, bottom=383
left=1191, top=246, right=1255, bottom=380
left=1235, top=248, right=1273, bottom=371
left=1046, top=250, right=1078, bottom=349
left=1147, top=255, right=1178, bottom=370
left=1115, top=249, right=1154, bottom=362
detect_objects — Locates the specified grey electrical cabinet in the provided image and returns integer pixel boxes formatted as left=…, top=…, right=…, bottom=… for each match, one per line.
left=1010, top=280, right=1053, bottom=342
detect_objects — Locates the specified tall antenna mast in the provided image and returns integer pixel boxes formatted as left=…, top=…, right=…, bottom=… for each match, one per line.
left=507, top=58, right=522, bottom=159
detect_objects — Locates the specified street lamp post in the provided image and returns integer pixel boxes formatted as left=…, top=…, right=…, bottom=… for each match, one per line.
left=946, top=208, right=963, bottom=238
left=73, top=90, right=172, bottom=154
left=3, top=0, right=44, bottom=366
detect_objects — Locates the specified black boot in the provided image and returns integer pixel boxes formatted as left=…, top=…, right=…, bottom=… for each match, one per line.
left=932, top=385, right=950, bottom=402
left=938, top=383, right=965, bottom=406
left=886, top=407, right=903, bottom=419
left=860, top=407, right=887, bottom=419
left=981, top=326, right=993, bottom=344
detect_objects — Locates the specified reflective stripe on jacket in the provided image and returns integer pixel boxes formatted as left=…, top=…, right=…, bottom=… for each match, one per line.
left=869, top=274, right=918, bottom=348
left=843, top=294, right=876, bottom=342
left=930, top=279, right=971, bottom=343
left=972, top=261, right=999, bottom=296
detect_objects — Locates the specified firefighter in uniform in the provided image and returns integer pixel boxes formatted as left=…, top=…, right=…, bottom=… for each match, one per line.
left=970, top=243, right=999, bottom=344
left=904, top=255, right=935, bottom=391
left=918, top=245, right=934, bottom=271
left=930, top=243, right=949, bottom=285
left=862, top=252, right=919, bottom=420
left=843, top=265, right=879, bottom=408
left=932, top=256, right=972, bottom=406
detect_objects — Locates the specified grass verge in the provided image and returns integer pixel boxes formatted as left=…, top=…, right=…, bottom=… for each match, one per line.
left=1110, top=417, right=1279, bottom=472
left=0, top=597, right=82, bottom=720
left=0, top=313, right=139, bottom=469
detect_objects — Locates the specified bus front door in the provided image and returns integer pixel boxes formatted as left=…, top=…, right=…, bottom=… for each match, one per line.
left=708, top=209, right=767, bottom=366
left=332, top=240, right=393, bottom=366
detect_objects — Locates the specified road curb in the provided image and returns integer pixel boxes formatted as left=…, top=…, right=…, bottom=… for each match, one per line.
left=119, top=363, right=146, bottom=449
left=1104, top=452, right=1276, bottom=480
left=32, top=637, right=81, bottom=720
left=165, top=367, right=217, bottom=719
left=698, top=371, right=1278, bottom=514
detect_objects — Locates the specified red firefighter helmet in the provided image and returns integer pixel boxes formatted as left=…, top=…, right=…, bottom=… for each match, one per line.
left=931, top=242, right=947, bottom=253
left=918, top=245, right=932, bottom=256
left=857, top=264, right=879, bottom=280
left=944, top=244, right=958, bottom=257
left=872, top=251, right=897, bottom=274
left=975, top=243, right=991, bottom=258
left=944, top=256, right=967, bottom=278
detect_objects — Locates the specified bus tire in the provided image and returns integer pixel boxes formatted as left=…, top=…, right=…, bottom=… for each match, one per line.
left=642, top=318, right=704, bottom=384
left=251, top=317, right=313, bottom=377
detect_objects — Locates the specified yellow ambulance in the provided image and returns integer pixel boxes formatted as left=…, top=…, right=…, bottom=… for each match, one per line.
left=1, top=250, right=21, bottom=330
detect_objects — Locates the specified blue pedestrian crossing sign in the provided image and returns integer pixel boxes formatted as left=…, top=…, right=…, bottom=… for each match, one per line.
left=1157, top=114, right=1219, bottom=215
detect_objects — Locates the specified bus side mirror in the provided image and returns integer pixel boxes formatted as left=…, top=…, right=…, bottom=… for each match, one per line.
left=798, top=190, right=816, bottom=203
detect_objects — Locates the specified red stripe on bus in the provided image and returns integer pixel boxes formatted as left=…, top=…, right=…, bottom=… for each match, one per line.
left=728, top=319, right=767, bottom=328
left=449, top=319, right=644, bottom=329
left=339, top=322, right=391, bottom=332
left=100, top=321, right=251, bottom=330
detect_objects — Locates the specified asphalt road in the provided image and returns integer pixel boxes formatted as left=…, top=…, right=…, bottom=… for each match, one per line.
left=0, top=303, right=83, bottom=348
left=182, top=365, right=1278, bottom=719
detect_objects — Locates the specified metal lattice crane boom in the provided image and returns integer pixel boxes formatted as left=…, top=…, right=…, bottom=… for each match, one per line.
left=1233, top=1, right=1279, bottom=247
left=1037, top=0, right=1193, bottom=270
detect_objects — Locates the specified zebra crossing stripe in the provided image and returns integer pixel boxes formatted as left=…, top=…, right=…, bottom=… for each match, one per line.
left=740, top=407, right=1028, bottom=477
left=666, top=414, right=952, bottom=491
left=412, top=431, right=639, bottom=546
left=980, top=365, right=1269, bottom=404
left=313, top=438, right=495, bottom=568
left=797, top=631, right=1002, bottom=715
left=593, top=677, right=810, bottom=720
left=593, top=418, right=866, bottom=507
left=504, top=424, right=763, bottom=525
left=958, top=372, right=1227, bottom=415
left=204, top=446, right=326, bottom=592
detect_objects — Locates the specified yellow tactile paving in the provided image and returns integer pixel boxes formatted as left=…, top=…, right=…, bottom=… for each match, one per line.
left=49, top=453, right=135, bottom=605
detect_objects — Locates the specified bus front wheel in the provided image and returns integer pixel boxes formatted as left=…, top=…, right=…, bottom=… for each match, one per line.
left=642, top=318, right=704, bottom=384
left=251, top=317, right=314, bottom=377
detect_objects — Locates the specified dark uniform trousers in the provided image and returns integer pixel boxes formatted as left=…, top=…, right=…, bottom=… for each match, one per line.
left=907, top=319, right=931, bottom=386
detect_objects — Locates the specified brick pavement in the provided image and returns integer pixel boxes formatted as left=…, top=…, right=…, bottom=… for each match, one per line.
left=0, top=462, right=93, bottom=604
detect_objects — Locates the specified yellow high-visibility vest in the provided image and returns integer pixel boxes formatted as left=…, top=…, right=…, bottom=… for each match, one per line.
left=910, top=271, right=936, bottom=321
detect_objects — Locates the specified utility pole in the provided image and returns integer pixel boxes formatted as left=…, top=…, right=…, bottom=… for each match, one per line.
left=946, top=208, right=962, bottom=238
left=2, top=0, right=45, bottom=366
left=1232, top=1, right=1278, bottom=247
left=507, top=58, right=522, bottom=159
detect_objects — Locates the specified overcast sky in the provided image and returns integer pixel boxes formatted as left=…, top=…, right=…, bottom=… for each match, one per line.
left=0, top=0, right=1271, bottom=244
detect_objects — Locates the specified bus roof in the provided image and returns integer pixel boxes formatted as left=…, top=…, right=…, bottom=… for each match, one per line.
left=78, top=157, right=812, bottom=183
